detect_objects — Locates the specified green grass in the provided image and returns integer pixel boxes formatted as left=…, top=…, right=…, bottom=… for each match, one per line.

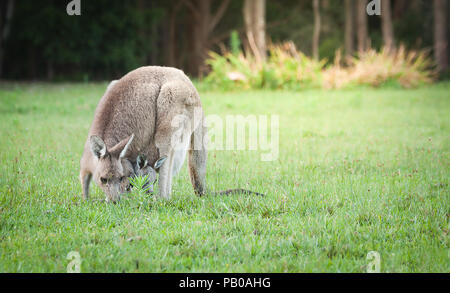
left=0, top=82, right=449, bottom=272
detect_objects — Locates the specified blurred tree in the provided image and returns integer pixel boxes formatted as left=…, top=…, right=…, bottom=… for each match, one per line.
left=344, top=0, right=354, bottom=58
left=1, top=0, right=448, bottom=80
left=393, top=0, right=407, bottom=20
left=312, top=0, right=321, bottom=60
left=243, top=0, right=266, bottom=62
left=381, top=0, right=394, bottom=51
left=434, top=0, right=448, bottom=73
left=184, top=0, right=230, bottom=76
left=356, top=0, right=369, bottom=53
left=5, top=1, right=163, bottom=80
left=0, top=0, right=15, bottom=77
left=167, top=0, right=183, bottom=68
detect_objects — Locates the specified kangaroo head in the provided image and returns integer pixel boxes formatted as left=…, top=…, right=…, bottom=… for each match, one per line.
left=89, top=134, right=135, bottom=203
left=134, top=154, right=167, bottom=194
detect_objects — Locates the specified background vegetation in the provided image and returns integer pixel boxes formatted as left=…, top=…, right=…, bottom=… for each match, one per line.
left=0, top=0, right=449, bottom=81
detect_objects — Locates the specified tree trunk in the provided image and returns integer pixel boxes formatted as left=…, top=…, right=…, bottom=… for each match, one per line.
left=185, top=0, right=230, bottom=76
left=27, top=46, right=37, bottom=80
left=434, top=0, right=448, bottom=73
left=161, top=16, right=170, bottom=66
left=381, top=0, right=394, bottom=52
left=243, top=0, right=266, bottom=62
left=192, top=0, right=210, bottom=77
left=312, top=0, right=321, bottom=60
left=150, top=19, right=159, bottom=65
left=393, top=0, right=408, bottom=20
left=356, top=0, right=369, bottom=53
left=0, top=0, right=15, bottom=78
left=344, top=0, right=354, bottom=58
left=47, top=60, right=54, bottom=80
left=410, top=0, right=421, bottom=12
left=186, top=13, right=196, bottom=75
left=167, top=3, right=183, bottom=68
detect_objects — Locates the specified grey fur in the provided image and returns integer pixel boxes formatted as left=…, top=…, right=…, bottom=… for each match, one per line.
left=153, top=156, right=167, bottom=170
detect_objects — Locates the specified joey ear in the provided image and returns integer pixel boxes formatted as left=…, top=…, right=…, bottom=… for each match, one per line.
left=154, top=156, right=167, bottom=170
left=108, top=134, right=135, bottom=158
left=136, top=154, right=148, bottom=169
left=119, top=134, right=134, bottom=158
left=90, top=135, right=107, bottom=159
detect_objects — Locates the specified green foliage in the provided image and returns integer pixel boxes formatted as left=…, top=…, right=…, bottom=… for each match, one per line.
left=204, top=43, right=435, bottom=91
left=322, top=46, right=436, bottom=89
left=5, top=1, right=164, bottom=80
left=129, top=175, right=151, bottom=195
left=204, top=42, right=325, bottom=91
left=229, top=30, right=241, bottom=56
left=0, top=82, right=449, bottom=272
left=128, top=175, right=154, bottom=211
left=2, top=0, right=448, bottom=80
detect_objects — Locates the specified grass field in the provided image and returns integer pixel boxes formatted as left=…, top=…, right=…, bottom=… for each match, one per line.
left=0, top=82, right=449, bottom=272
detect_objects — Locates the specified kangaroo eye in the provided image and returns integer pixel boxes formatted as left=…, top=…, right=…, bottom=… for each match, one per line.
left=120, top=176, right=126, bottom=182
left=100, top=177, right=107, bottom=184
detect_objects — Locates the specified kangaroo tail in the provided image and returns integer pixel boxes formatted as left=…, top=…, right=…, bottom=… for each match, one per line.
left=213, top=188, right=265, bottom=196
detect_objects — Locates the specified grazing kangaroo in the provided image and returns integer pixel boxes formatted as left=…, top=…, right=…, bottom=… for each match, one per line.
left=80, top=66, right=262, bottom=202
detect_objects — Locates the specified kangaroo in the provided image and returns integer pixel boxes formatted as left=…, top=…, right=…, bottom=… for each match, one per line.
left=79, top=66, right=263, bottom=202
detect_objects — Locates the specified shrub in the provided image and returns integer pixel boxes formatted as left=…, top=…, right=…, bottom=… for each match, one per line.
left=267, top=42, right=325, bottom=90
left=323, top=46, right=436, bottom=89
left=204, top=42, right=435, bottom=91
left=204, top=41, right=325, bottom=91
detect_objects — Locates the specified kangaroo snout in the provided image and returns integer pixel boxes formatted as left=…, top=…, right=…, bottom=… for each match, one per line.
left=104, top=183, right=124, bottom=203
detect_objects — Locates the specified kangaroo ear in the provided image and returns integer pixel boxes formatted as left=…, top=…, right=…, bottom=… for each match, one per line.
left=90, top=135, right=107, bottom=159
left=136, top=154, right=148, bottom=169
left=154, top=156, right=167, bottom=170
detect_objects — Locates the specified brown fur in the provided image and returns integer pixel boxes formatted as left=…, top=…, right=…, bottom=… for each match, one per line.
left=80, top=66, right=206, bottom=201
